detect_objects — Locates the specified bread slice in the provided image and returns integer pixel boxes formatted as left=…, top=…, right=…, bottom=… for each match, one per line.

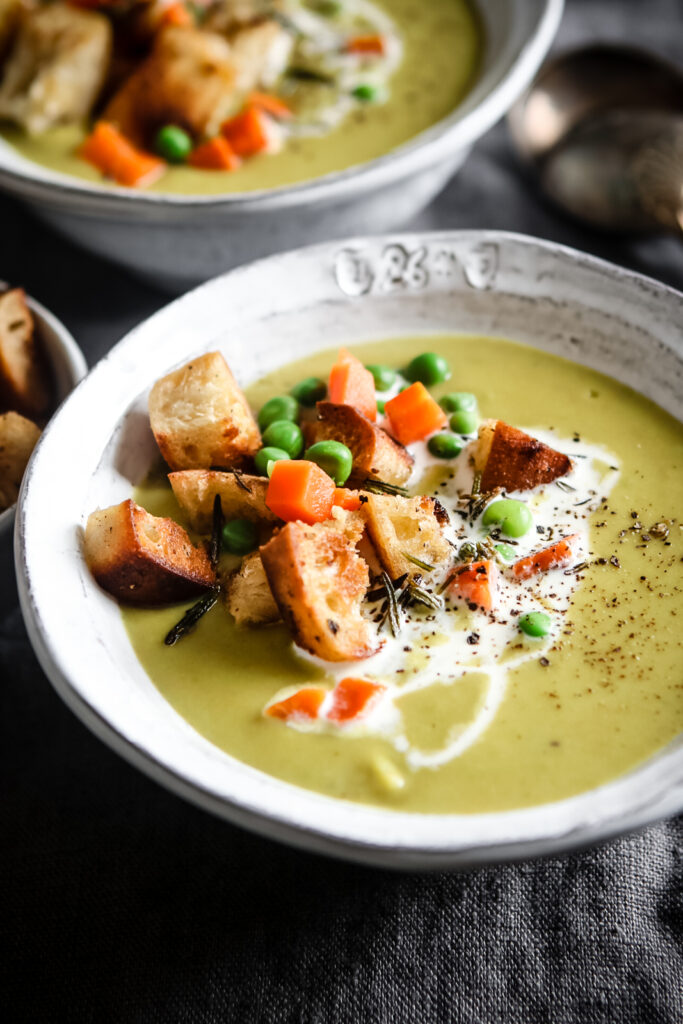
left=260, top=521, right=380, bottom=662
left=169, top=468, right=276, bottom=532
left=225, top=550, right=280, bottom=626
left=474, top=419, right=573, bottom=492
left=0, top=288, right=51, bottom=419
left=362, top=492, right=451, bottom=579
left=0, top=3, right=111, bottom=134
left=0, top=410, right=41, bottom=511
left=149, top=352, right=261, bottom=471
left=306, top=402, right=413, bottom=487
left=84, top=499, right=216, bottom=605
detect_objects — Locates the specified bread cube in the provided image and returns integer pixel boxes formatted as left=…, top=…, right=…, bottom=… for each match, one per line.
left=306, top=402, right=413, bottom=487
left=0, top=288, right=51, bottom=419
left=362, top=492, right=451, bottom=579
left=169, top=469, right=276, bottom=532
left=474, top=419, right=573, bottom=493
left=225, top=550, right=280, bottom=626
left=0, top=410, right=40, bottom=511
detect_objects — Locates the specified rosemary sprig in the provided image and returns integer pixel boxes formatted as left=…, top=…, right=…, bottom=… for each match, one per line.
left=563, top=561, right=589, bottom=576
left=555, top=479, right=576, bottom=493
left=229, top=468, right=252, bottom=493
left=471, top=471, right=482, bottom=497
left=407, top=581, right=442, bottom=610
left=164, top=589, right=220, bottom=647
left=361, top=478, right=410, bottom=497
left=381, top=570, right=401, bottom=637
left=286, top=66, right=335, bottom=84
left=209, top=494, right=223, bottom=570
left=402, top=551, right=435, bottom=572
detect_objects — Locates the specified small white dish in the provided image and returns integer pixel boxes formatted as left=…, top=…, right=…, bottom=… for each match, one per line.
left=15, top=231, right=683, bottom=869
left=0, top=0, right=563, bottom=290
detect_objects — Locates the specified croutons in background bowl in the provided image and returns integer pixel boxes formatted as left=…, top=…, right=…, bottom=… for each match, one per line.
left=14, top=230, right=683, bottom=869
left=0, top=0, right=563, bottom=291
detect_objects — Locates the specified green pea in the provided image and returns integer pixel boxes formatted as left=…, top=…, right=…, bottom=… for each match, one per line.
left=352, top=83, right=379, bottom=102
left=519, top=611, right=552, bottom=638
left=494, top=543, right=517, bottom=563
left=365, top=364, right=396, bottom=392
left=449, top=410, right=478, bottom=435
left=376, top=399, right=386, bottom=415
left=254, top=446, right=289, bottom=476
left=305, top=440, right=353, bottom=486
left=482, top=499, right=533, bottom=538
left=261, top=419, right=303, bottom=458
left=222, top=519, right=258, bottom=556
left=405, top=352, right=451, bottom=386
left=154, top=125, right=193, bottom=163
left=440, top=391, right=477, bottom=413
left=427, top=432, right=463, bottom=459
left=290, top=376, right=326, bottom=407
left=258, top=395, right=299, bottom=431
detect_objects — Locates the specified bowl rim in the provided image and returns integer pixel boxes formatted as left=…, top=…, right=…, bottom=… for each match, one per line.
left=15, top=229, right=683, bottom=870
left=0, top=0, right=564, bottom=213
left=0, top=282, right=86, bottom=534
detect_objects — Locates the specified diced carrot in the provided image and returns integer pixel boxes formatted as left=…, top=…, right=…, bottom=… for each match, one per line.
left=160, top=1, right=193, bottom=27
left=511, top=534, right=580, bottom=581
left=384, top=382, right=447, bottom=446
left=266, top=460, right=336, bottom=525
left=221, top=105, right=278, bottom=157
left=333, top=487, right=363, bottom=512
left=346, top=34, right=387, bottom=55
left=265, top=686, right=326, bottom=721
left=449, top=560, right=499, bottom=611
left=79, top=122, right=165, bottom=188
left=188, top=136, right=241, bottom=171
left=328, top=348, right=377, bottom=422
left=248, top=91, right=293, bottom=120
left=327, top=678, right=386, bottom=723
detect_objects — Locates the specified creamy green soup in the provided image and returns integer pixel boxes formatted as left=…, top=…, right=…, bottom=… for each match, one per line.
left=123, top=335, right=683, bottom=813
left=0, top=0, right=481, bottom=194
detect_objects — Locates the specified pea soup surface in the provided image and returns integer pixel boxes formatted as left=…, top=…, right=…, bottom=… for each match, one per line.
left=123, top=335, right=683, bottom=813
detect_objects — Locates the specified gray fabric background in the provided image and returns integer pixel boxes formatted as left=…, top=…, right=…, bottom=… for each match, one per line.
left=1, top=1, right=682, bottom=1021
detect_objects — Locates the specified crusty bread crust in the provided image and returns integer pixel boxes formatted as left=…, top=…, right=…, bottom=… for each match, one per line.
left=0, top=288, right=51, bottom=419
left=260, top=521, right=380, bottom=662
left=149, top=352, right=261, bottom=471
left=362, top=492, right=452, bottom=579
left=306, top=402, right=413, bottom=486
left=84, top=499, right=216, bottom=605
left=474, top=419, right=573, bottom=492
left=0, top=410, right=40, bottom=511
left=168, top=469, right=276, bottom=532
left=225, top=550, right=280, bottom=626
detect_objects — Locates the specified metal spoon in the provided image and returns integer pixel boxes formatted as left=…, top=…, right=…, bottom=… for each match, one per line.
left=508, top=44, right=683, bottom=234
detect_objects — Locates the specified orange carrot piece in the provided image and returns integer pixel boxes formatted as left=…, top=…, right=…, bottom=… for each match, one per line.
left=328, top=348, right=377, bottom=422
left=265, top=687, right=326, bottom=721
left=384, top=382, right=447, bottom=445
left=188, top=137, right=241, bottom=171
left=327, top=678, right=386, bottom=723
left=333, top=487, right=363, bottom=512
left=79, top=122, right=165, bottom=188
left=248, top=91, right=293, bottom=120
left=511, top=534, right=580, bottom=581
left=160, top=2, right=193, bottom=27
left=265, top=460, right=336, bottom=525
left=221, top=106, right=275, bottom=157
left=449, top=560, right=499, bottom=611
left=346, top=34, right=387, bottom=55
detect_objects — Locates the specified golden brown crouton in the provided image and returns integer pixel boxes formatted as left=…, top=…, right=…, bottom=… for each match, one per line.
left=104, top=26, right=240, bottom=144
left=168, top=469, right=276, bottom=532
left=324, top=505, right=365, bottom=546
left=306, top=402, right=413, bottom=487
left=0, top=3, right=111, bottom=135
left=230, top=19, right=293, bottom=90
left=225, top=550, right=280, bottom=626
left=362, top=493, right=452, bottom=579
left=84, top=499, right=216, bottom=605
left=474, top=420, right=573, bottom=493
left=0, top=410, right=40, bottom=511
left=0, top=288, right=51, bottom=419
left=260, top=521, right=380, bottom=662
left=149, top=352, right=261, bottom=472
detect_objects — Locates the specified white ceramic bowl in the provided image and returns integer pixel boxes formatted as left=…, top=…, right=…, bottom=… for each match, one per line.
left=0, top=0, right=563, bottom=291
left=15, top=231, right=683, bottom=869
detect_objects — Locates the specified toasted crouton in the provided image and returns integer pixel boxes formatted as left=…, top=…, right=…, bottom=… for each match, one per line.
left=324, top=505, right=365, bottom=546
left=0, top=288, right=51, bottom=419
left=149, top=352, right=261, bottom=471
left=225, top=550, right=280, bottom=626
left=0, top=410, right=40, bottom=511
left=230, top=19, right=293, bottom=90
left=168, top=469, right=276, bottom=532
left=260, top=521, right=380, bottom=662
left=84, top=499, right=216, bottom=605
left=306, top=402, right=413, bottom=487
left=474, top=419, right=573, bottom=492
left=362, top=493, right=451, bottom=579
left=0, top=3, right=112, bottom=135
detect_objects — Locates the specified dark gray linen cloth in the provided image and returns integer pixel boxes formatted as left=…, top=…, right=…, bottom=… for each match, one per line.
left=1, top=1, right=681, bottom=1021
